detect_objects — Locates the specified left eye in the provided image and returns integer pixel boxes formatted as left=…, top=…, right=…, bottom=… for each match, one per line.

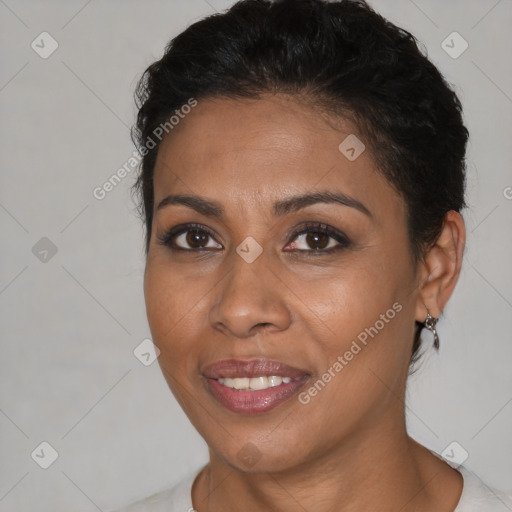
left=285, top=223, right=350, bottom=253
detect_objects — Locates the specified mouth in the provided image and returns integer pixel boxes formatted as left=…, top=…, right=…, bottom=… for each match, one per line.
left=202, top=358, right=310, bottom=414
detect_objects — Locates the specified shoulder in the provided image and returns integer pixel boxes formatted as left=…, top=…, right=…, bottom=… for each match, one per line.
left=454, top=466, right=512, bottom=511
left=109, top=467, right=201, bottom=512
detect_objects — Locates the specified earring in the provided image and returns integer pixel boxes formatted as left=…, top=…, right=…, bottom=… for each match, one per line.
left=424, top=312, right=440, bottom=349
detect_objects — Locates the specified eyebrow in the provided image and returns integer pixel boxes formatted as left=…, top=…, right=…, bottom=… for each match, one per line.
left=156, top=190, right=372, bottom=218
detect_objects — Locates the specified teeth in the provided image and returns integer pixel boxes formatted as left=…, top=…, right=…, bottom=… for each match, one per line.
left=218, top=375, right=296, bottom=391
left=248, top=376, right=269, bottom=390
left=233, top=377, right=249, bottom=390
left=269, top=376, right=282, bottom=387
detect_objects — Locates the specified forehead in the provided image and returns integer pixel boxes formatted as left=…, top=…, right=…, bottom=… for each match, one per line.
left=153, top=94, right=403, bottom=220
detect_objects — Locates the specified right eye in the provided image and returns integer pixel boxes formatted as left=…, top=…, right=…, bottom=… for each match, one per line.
left=157, top=223, right=223, bottom=251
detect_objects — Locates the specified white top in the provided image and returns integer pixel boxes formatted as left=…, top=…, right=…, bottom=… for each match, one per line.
left=112, top=464, right=512, bottom=511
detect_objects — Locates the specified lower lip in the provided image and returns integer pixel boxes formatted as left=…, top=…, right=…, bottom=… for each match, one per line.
left=206, top=377, right=308, bottom=414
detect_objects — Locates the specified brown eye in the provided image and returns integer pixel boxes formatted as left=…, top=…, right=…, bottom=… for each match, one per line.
left=157, top=224, right=223, bottom=251
left=285, top=222, right=351, bottom=254
left=186, top=229, right=210, bottom=248
left=305, top=231, right=330, bottom=250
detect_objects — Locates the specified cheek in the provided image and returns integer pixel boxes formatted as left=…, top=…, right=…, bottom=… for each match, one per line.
left=144, top=261, right=203, bottom=359
left=144, top=262, right=209, bottom=415
left=291, top=277, right=410, bottom=440
left=309, top=260, right=402, bottom=333
left=302, top=250, right=413, bottom=382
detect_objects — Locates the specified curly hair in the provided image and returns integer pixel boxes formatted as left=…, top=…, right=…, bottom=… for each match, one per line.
left=132, top=0, right=469, bottom=363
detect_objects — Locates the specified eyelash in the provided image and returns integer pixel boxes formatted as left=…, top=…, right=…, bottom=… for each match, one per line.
left=157, top=222, right=351, bottom=256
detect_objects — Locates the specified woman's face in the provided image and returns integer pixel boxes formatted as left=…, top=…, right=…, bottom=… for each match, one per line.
left=144, top=94, right=423, bottom=472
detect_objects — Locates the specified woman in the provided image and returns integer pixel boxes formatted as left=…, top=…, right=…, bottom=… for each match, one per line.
left=115, top=0, right=512, bottom=510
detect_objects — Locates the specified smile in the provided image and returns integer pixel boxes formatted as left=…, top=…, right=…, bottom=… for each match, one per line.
left=202, top=359, right=310, bottom=414
left=217, top=375, right=294, bottom=390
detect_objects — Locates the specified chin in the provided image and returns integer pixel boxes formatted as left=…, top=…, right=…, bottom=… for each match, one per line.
left=214, top=441, right=307, bottom=475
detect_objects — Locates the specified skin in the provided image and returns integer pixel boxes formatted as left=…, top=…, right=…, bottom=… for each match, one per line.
left=144, top=93, right=466, bottom=512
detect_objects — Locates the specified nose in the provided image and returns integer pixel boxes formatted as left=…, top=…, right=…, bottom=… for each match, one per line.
left=208, top=254, right=291, bottom=339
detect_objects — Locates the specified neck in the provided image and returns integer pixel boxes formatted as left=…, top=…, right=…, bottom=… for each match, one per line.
left=192, top=412, right=462, bottom=512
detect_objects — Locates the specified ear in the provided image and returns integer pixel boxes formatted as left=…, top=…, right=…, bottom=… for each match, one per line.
left=415, top=210, right=466, bottom=322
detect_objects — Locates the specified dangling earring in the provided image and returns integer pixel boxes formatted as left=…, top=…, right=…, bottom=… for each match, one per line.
left=424, top=312, right=440, bottom=349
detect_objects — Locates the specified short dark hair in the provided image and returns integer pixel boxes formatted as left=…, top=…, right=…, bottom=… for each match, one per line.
left=132, top=0, right=469, bottom=362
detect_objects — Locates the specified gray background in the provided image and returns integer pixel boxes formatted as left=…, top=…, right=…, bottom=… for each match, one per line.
left=0, top=0, right=511, bottom=510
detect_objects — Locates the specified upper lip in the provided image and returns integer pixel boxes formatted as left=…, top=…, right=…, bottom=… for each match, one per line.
left=202, top=358, right=309, bottom=379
